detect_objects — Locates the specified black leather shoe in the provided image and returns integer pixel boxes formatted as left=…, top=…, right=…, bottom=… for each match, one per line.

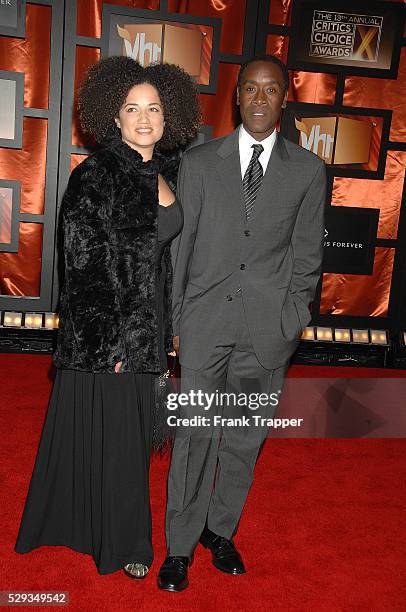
left=200, top=526, right=246, bottom=575
left=157, top=556, right=190, bottom=592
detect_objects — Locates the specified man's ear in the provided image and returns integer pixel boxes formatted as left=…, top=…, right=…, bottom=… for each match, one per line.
left=236, top=87, right=240, bottom=106
left=281, top=91, right=288, bottom=109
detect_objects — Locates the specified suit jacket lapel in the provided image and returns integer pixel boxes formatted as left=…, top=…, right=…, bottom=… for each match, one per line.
left=215, top=128, right=246, bottom=229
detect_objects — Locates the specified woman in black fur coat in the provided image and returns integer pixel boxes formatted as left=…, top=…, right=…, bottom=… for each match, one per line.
left=15, top=57, right=201, bottom=578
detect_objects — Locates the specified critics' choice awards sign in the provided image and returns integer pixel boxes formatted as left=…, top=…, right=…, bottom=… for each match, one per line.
left=288, top=0, right=404, bottom=76
left=309, top=11, right=382, bottom=62
left=323, top=207, right=379, bottom=275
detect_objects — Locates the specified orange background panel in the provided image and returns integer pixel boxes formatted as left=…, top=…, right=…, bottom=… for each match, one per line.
left=267, top=34, right=289, bottom=63
left=289, top=70, right=337, bottom=105
left=76, top=0, right=160, bottom=38
left=266, top=34, right=336, bottom=104
left=344, top=47, right=406, bottom=143
left=71, top=155, right=88, bottom=173
left=0, top=223, right=43, bottom=297
left=266, top=35, right=337, bottom=105
left=332, top=151, right=406, bottom=240
left=320, top=248, right=395, bottom=317
left=72, top=47, right=100, bottom=148
left=0, top=4, right=51, bottom=109
left=77, top=0, right=247, bottom=56
left=269, top=0, right=292, bottom=26
left=200, top=62, right=240, bottom=137
left=0, top=118, right=47, bottom=216
left=168, top=0, right=246, bottom=55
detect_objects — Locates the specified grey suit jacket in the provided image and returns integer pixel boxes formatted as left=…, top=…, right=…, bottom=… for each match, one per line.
left=171, top=127, right=326, bottom=370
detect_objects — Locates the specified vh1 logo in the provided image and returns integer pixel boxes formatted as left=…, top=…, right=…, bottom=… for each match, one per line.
left=294, top=116, right=373, bottom=164
left=117, top=23, right=202, bottom=77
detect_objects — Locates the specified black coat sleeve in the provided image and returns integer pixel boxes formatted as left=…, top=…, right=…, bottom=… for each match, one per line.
left=61, top=161, right=124, bottom=371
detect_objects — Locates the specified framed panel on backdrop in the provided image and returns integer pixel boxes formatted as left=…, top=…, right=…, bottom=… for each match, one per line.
left=0, top=71, right=24, bottom=149
left=323, top=206, right=380, bottom=275
left=0, top=0, right=25, bottom=38
left=288, top=0, right=405, bottom=78
left=101, top=4, right=221, bottom=93
left=0, top=180, right=20, bottom=253
left=281, top=102, right=391, bottom=179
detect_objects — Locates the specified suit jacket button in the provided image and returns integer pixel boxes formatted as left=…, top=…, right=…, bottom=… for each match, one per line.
left=226, top=295, right=233, bottom=301
left=240, top=264, right=246, bottom=270
left=244, top=230, right=250, bottom=236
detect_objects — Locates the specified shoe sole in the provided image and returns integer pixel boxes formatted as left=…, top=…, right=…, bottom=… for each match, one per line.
left=157, top=581, right=189, bottom=592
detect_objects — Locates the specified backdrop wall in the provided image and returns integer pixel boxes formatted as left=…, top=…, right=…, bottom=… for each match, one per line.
left=0, top=0, right=405, bottom=337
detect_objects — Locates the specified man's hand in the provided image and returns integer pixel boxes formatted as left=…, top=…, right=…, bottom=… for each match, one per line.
left=115, top=361, right=122, bottom=373
left=172, top=335, right=180, bottom=355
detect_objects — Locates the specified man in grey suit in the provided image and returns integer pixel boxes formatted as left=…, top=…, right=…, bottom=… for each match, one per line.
left=158, top=55, right=326, bottom=591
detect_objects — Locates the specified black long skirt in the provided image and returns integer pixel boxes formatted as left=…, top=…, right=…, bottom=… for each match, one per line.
left=15, top=368, right=156, bottom=574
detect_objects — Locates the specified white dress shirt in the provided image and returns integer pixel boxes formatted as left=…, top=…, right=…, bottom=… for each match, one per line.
left=238, top=124, right=277, bottom=179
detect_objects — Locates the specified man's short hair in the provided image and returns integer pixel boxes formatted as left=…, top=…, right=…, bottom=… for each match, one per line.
left=237, top=55, right=290, bottom=92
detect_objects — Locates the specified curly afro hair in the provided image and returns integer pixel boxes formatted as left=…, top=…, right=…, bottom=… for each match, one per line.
left=78, top=56, right=202, bottom=151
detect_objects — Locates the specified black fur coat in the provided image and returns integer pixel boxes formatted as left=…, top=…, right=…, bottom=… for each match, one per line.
left=53, top=138, right=179, bottom=374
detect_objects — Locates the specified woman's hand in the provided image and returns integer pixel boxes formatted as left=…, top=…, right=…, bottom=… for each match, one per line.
left=172, top=336, right=179, bottom=356
left=115, top=361, right=122, bottom=373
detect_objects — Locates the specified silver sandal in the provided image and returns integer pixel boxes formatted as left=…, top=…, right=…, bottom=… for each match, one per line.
left=123, top=562, right=150, bottom=579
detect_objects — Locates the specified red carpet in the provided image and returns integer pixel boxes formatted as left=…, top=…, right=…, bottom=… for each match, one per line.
left=1, top=355, right=405, bottom=611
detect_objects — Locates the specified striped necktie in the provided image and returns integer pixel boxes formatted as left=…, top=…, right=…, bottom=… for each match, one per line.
left=243, top=143, right=264, bottom=221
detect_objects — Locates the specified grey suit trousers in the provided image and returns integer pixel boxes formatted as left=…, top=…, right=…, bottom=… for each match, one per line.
left=165, top=291, right=287, bottom=556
